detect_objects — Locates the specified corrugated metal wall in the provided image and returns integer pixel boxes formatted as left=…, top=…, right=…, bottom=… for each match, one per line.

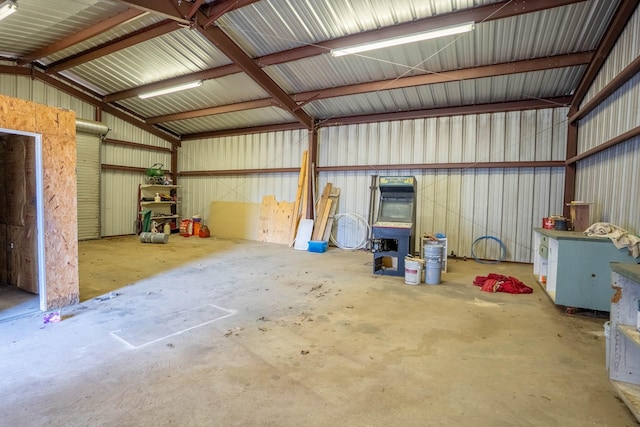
left=178, top=109, right=566, bottom=263
left=319, top=109, right=568, bottom=263
left=178, top=130, right=309, bottom=219
left=575, top=6, right=640, bottom=234
left=101, top=113, right=174, bottom=236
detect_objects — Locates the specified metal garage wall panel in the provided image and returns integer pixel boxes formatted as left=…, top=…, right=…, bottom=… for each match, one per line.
left=579, top=73, right=640, bottom=152
left=101, top=169, right=144, bottom=236
left=178, top=131, right=308, bottom=221
left=76, top=131, right=102, bottom=240
left=0, top=75, right=96, bottom=120
left=575, top=6, right=640, bottom=236
left=575, top=138, right=640, bottom=234
left=319, top=108, right=567, bottom=263
left=102, top=113, right=173, bottom=152
left=581, top=6, right=640, bottom=107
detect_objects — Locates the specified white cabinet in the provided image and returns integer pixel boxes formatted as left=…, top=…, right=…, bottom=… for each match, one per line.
left=533, top=228, right=636, bottom=312
left=138, top=184, right=179, bottom=233
left=609, top=264, right=640, bottom=422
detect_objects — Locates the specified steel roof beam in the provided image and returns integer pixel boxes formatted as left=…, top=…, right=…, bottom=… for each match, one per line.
left=145, top=53, right=588, bottom=124
left=46, top=20, right=180, bottom=74
left=570, top=0, right=639, bottom=110
left=183, top=123, right=305, bottom=140
left=104, top=64, right=241, bottom=102
left=146, top=99, right=279, bottom=124
left=202, top=0, right=261, bottom=27
left=18, top=8, right=145, bottom=66
left=317, top=97, right=572, bottom=127
left=194, top=18, right=314, bottom=129
left=257, top=0, right=587, bottom=67
left=101, top=0, right=586, bottom=102
left=116, top=0, right=193, bottom=24
left=294, top=52, right=592, bottom=102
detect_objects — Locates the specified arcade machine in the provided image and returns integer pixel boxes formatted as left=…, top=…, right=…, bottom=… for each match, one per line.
left=371, top=176, right=417, bottom=276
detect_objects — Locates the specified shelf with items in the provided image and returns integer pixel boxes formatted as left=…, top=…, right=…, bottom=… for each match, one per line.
left=138, top=184, right=180, bottom=233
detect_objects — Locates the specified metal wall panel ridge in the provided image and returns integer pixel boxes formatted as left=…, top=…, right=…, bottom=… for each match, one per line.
left=318, top=108, right=568, bottom=263
left=178, top=131, right=309, bottom=223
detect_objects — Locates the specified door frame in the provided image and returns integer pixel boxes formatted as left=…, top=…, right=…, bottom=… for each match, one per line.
left=1, top=128, right=46, bottom=310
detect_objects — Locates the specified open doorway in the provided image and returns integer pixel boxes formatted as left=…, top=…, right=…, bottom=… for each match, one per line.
left=0, top=129, right=46, bottom=322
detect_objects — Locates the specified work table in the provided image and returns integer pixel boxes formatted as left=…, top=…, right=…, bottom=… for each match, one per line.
left=532, top=228, right=637, bottom=312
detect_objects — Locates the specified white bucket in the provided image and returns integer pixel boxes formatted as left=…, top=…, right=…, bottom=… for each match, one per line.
left=604, top=321, right=610, bottom=370
left=404, top=257, right=424, bottom=285
left=424, top=244, right=443, bottom=285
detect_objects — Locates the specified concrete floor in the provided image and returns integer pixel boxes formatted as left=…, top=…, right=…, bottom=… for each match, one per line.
left=0, top=235, right=636, bottom=426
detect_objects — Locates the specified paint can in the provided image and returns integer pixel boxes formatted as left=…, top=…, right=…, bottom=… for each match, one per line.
left=404, top=257, right=424, bottom=285
left=139, top=232, right=169, bottom=244
left=542, top=217, right=555, bottom=229
left=424, top=244, right=443, bottom=285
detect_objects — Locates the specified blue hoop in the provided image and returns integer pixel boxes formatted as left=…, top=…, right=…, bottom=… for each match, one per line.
left=471, top=236, right=507, bottom=264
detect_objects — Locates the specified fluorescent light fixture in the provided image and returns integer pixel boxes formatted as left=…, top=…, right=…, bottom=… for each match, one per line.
left=331, top=22, right=475, bottom=57
left=138, top=80, right=203, bottom=99
left=0, top=0, right=18, bottom=21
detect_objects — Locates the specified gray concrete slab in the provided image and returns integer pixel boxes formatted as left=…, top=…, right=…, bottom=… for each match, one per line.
left=0, top=237, right=634, bottom=426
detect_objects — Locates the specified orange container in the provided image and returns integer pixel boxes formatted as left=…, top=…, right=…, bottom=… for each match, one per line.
left=542, top=218, right=555, bottom=229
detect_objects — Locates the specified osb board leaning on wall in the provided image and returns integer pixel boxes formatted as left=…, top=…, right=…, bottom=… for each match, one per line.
left=0, top=94, right=79, bottom=309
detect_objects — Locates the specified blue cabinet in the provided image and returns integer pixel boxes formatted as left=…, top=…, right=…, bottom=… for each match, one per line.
left=533, top=228, right=638, bottom=312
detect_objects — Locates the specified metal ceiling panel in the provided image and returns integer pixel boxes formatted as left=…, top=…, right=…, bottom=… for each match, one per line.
left=0, top=0, right=124, bottom=58
left=161, top=107, right=296, bottom=134
left=41, top=12, right=166, bottom=64
left=303, top=68, right=584, bottom=119
left=217, top=0, right=503, bottom=57
left=263, top=1, right=617, bottom=95
left=116, top=73, right=270, bottom=118
left=60, top=27, right=233, bottom=95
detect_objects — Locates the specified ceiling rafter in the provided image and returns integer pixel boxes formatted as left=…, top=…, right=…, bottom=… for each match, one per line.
left=293, top=52, right=592, bottom=102
left=194, top=21, right=313, bottom=129
left=317, top=97, right=573, bottom=127
left=105, top=64, right=241, bottom=102
left=180, top=96, right=572, bottom=140
left=46, top=20, right=181, bottom=74
left=18, top=8, right=145, bottom=66
left=570, top=0, right=639, bottom=111
left=146, top=98, right=279, bottom=124
left=257, top=0, right=588, bottom=67
left=102, top=0, right=587, bottom=103
left=202, top=0, right=261, bottom=27
left=145, top=52, right=590, bottom=124
left=116, top=0, right=193, bottom=24
left=116, top=0, right=312, bottom=128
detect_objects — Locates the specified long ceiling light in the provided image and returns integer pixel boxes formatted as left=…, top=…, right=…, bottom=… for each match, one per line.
left=138, top=81, right=203, bottom=99
left=331, top=22, right=475, bottom=57
left=0, top=0, right=18, bottom=21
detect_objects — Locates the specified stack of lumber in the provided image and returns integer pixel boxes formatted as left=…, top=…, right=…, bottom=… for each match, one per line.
left=289, top=150, right=309, bottom=244
left=312, top=183, right=340, bottom=242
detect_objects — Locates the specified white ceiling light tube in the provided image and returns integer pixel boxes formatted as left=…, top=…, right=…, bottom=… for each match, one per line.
left=138, top=80, right=203, bottom=99
left=0, top=0, right=18, bottom=21
left=331, top=22, right=475, bottom=57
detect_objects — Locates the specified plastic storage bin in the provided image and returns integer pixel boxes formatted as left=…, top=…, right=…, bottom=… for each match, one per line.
left=308, top=240, right=328, bottom=253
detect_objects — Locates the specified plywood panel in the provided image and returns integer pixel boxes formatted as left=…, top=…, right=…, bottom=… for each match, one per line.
left=209, top=201, right=261, bottom=241
left=0, top=94, right=79, bottom=309
left=4, top=140, right=26, bottom=226
left=0, top=224, right=6, bottom=285
left=7, top=225, right=37, bottom=293
left=258, top=195, right=295, bottom=245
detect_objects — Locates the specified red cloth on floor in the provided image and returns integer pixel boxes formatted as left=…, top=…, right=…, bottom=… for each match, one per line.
left=473, top=273, right=533, bottom=294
